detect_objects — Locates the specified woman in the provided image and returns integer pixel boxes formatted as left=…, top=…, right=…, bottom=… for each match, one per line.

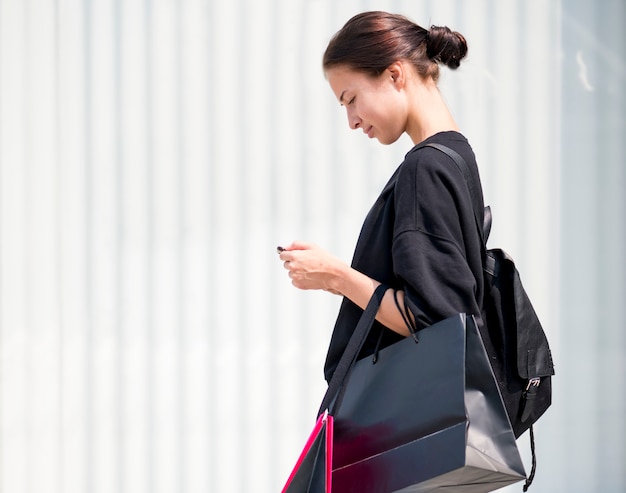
left=278, top=11, right=485, bottom=383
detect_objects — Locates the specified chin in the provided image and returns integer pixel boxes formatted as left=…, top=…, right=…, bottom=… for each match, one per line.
left=377, top=135, right=401, bottom=145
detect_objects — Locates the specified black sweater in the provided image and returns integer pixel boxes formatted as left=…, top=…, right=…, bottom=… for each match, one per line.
left=323, top=131, right=485, bottom=382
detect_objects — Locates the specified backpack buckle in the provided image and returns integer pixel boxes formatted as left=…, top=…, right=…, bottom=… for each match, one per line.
left=525, top=377, right=541, bottom=391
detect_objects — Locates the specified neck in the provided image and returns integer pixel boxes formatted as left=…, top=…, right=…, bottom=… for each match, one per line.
left=405, top=83, right=460, bottom=145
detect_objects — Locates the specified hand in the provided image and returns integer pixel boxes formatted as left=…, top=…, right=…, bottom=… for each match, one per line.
left=277, top=241, right=347, bottom=294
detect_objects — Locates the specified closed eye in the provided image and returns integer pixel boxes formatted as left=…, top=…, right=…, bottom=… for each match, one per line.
left=339, top=90, right=355, bottom=106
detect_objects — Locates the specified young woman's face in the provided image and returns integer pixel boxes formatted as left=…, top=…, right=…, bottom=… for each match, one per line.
left=326, top=65, right=408, bottom=145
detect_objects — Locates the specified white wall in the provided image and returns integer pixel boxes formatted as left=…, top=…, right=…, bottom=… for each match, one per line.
left=0, top=0, right=624, bottom=492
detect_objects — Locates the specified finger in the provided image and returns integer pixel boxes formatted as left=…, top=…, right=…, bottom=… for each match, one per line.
left=291, top=278, right=314, bottom=290
left=287, top=240, right=315, bottom=251
left=279, top=249, right=298, bottom=262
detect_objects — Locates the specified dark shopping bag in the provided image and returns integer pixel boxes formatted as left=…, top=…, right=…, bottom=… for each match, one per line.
left=282, top=411, right=334, bottom=493
left=282, top=286, right=527, bottom=492
left=321, top=286, right=526, bottom=492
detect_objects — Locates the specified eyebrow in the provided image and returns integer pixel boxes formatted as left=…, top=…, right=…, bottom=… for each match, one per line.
left=339, top=90, right=346, bottom=104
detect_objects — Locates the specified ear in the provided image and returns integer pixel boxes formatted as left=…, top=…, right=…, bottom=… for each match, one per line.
left=386, top=61, right=406, bottom=89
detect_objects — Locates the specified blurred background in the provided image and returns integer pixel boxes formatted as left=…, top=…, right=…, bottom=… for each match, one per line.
left=0, top=0, right=624, bottom=492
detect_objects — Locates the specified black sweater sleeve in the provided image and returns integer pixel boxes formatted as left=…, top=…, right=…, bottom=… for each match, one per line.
left=392, top=144, right=483, bottom=330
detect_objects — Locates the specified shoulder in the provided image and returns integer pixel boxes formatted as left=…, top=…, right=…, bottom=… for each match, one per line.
left=398, top=132, right=477, bottom=187
left=405, top=131, right=474, bottom=165
left=398, top=133, right=467, bottom=183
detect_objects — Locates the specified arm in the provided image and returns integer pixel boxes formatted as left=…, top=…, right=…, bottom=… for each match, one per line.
left=278, top=241, right=413, bottom=337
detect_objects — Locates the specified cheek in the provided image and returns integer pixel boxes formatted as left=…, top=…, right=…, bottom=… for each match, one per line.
left=372, top=93, right=401, bottom=121
left=384, top=98, right=407, bottom=130
left=372, top=105, right=399, bottom=127
left=378, top=107, right=407, bottom=143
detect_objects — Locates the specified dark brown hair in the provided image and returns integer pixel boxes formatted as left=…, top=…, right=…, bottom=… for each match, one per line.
left=323, top=11, right=468, bottom=82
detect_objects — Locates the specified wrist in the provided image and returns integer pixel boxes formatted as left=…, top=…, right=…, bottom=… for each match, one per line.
left=327, top=261, right=352, bottom=296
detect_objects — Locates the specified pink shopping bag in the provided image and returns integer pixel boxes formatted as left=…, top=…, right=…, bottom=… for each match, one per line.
left=281, top=410, right=333, bottom=492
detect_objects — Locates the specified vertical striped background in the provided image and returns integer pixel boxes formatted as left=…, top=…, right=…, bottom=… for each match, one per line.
left=0, top=0, right=624, bottom=492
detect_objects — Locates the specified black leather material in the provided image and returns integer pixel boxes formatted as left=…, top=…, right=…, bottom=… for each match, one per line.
left=481, top=247, right=554, bottom=437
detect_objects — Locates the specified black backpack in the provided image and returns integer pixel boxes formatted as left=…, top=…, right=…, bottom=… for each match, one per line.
left=426, top=143, right=555, bottom=490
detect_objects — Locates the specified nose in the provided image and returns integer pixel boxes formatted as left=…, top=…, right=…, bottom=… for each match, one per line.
left=347, top=108, right=361, bottom=130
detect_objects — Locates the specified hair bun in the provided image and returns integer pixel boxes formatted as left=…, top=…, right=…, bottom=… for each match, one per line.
left=426, top=25, right=468, bottom=69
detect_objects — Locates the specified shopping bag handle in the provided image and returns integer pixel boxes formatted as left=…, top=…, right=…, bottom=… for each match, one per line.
left=318, top=284, right=389, bottom=416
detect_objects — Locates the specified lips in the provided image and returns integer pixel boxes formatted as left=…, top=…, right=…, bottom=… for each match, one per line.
left=364, top=125, right=374, bottom=138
